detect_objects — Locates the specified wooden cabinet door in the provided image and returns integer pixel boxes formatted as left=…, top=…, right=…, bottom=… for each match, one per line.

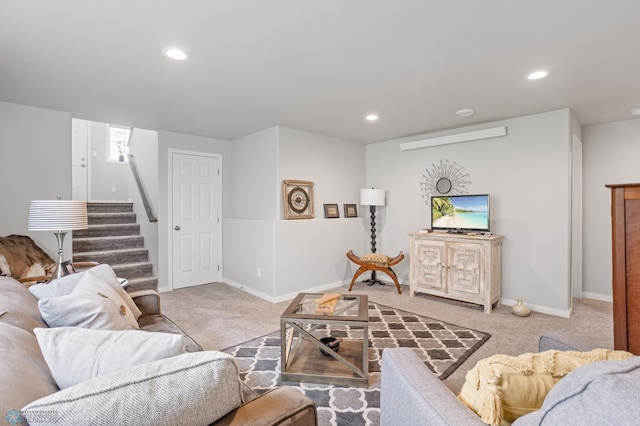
left=412, top=240, right=446, bottom=291
left=447, top=243, right=482, bottom=296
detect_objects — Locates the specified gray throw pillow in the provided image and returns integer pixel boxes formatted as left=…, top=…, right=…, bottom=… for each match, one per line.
left=22, top=351, right=244, bottom=426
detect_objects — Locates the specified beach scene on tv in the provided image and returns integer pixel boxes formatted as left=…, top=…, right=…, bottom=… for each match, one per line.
left=431, top=195, right=489, bottom=230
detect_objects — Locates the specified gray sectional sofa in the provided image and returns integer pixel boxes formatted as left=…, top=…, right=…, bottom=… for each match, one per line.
left=380, top=332, right=640, bottom=425
left=0, top=275, right=317, bottom=425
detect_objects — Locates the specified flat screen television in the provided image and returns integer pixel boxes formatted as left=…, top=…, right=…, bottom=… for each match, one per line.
left=430, top=194, right=490, bottom=234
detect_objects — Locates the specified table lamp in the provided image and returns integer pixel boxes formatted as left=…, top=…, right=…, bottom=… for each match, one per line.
left=28, top=200, right=88, bottom=281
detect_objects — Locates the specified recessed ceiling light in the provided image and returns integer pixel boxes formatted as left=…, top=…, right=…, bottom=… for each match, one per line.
left=456, top=109, right=474, bottom=117
left=366, top=114, right=379, bottom=121
left=630, top=107, right=640, bottom=116
left=527, top=70, right=548, bottom=80
left=162, top=47, right=188, bottom=61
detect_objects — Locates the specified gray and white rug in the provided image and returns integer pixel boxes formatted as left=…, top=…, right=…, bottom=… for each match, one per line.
left=223, top=302, right=490, bottom=426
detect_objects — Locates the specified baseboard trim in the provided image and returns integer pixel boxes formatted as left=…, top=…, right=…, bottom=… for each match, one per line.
left=222, top=278, right=349, bottom=303
left=581, top=292, right=612, bottom=303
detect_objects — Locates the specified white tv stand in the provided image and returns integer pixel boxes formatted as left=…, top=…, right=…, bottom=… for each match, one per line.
left=408, top=231, right=503, bottom=313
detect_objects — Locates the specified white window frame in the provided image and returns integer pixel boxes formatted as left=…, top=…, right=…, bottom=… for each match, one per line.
left=106, top=125, right=132, bottom=164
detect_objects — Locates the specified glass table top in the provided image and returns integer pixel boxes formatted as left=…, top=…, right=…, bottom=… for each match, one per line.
left=281, top=293, right=368, bottom=322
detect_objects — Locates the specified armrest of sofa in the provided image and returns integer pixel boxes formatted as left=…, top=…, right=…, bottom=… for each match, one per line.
left=214, top=387, right=317, bottom=426
left=539, top=331, right=599, bottom=352
left=380, top=348, right=484, bottom=426
left=129, top=289, right=161, bottom=318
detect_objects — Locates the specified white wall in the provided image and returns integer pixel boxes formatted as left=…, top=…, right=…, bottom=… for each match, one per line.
left=157, top=130, right=232, bottom=292
left=0, top=101, right=73, bottom=258
left=582, top=119, right=640, bottom=300
left=230, top=127, right=279, bottom=219
left=276, top=127, right=368, bottom=297
left=367, top=109, right=574, bottom=315
left=89, top=121, right=130, bottom=201
left=128, top=128, right=159, bottom=282
left=224, top=126, right=367, bottom=301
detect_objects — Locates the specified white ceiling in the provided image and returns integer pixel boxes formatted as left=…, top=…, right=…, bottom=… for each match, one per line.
left=1, top=0, right=639, bottom=144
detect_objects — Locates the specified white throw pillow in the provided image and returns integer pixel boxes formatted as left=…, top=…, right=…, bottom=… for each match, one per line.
left=38, top=268, right=139, bottom=330
left=83, top=264, right=142, bottom=320
left=29, top=271, right=87, bottom=299
left=22, top=351, right=244, bottom=426
left=31, top=265, right=141, bottom=320
left=34, top=327, right=186, bottom=389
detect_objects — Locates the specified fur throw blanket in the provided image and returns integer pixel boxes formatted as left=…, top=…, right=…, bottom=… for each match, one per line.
left=0, top=235, right=55, bottom=280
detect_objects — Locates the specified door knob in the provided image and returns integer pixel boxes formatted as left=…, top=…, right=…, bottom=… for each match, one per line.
left=174, top=226, right=181, bottom=231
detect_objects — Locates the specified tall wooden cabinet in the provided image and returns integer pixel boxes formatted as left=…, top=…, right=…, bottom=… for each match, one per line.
left=607, top=183, right=640, bottom=354
left=408, top=232, right=503, bottom=313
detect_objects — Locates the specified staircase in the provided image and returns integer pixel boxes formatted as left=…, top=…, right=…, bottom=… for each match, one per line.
left=72, top=202, right=157, bottom=292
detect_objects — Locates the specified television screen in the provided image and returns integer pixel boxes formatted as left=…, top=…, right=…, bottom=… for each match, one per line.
left=431, top=194, right=490, bottom=233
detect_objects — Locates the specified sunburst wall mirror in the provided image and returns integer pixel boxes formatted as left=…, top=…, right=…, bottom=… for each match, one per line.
left=420, top=159, right=471, bottom=204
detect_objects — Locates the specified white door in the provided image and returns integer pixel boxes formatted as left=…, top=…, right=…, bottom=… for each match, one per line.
left=171, top=152, right=221, bottom=288
left=71, top=118, right=89, bottom=201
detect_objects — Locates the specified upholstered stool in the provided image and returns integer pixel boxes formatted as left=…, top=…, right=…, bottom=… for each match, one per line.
left=346, top=250, right=404, bottom=294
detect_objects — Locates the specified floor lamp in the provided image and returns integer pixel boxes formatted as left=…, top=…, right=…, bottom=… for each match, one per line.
left=28, top=200, right=88, bottom=281
left=360, top=188, right=385, bottom=286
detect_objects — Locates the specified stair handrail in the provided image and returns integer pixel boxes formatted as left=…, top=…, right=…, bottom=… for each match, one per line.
left=127, top=153, right=158, bottom=222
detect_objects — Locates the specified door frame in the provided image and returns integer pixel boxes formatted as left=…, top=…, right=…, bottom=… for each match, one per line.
left=167, top=148, right=222, bottom=290
left=71, top=118, right=92, bottom=201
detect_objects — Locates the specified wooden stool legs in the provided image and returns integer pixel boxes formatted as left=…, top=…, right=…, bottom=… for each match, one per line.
left=346, top=250, right=405, bottom=295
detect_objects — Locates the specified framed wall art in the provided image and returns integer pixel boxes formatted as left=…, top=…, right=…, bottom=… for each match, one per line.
left=324, top=203, right=339, bottom=218
left=344, top=203, right=357, bottom=218
left=283, top=180, right=314, bottom=219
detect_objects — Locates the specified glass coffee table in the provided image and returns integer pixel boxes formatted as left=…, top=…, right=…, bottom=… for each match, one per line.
left=280, top=292, right=369, bottom=386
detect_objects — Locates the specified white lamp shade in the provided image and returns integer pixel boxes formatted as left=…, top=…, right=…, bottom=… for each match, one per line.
left=28, top=200, right=88, bottom=231
left=360, top=188, right=385, bottom=206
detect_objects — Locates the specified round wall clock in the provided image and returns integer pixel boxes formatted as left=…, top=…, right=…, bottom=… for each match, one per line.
left=288, top=186, right=309, bottom=214
left=283, top=180, right=314, bottom=219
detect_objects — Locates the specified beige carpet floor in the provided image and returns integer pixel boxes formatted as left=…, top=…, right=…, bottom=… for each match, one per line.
left=161, top=281, right=612, bottom=391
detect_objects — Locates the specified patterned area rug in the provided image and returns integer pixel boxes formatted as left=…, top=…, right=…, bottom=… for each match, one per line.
left=222, top=302, right=490, bottom=426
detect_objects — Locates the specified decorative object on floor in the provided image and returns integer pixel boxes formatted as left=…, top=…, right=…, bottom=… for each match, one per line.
left=421, top=159, right=471, bottom=201
left=223, top=303, right=490, bottom=426
left=28, top=199, right=88, bottom=281
left=346, top=250, right=405, bottom=294
left=323, top=203, right=339, bottom=218
left=343, top=203, right=357, bottom=218
left=282, top=180, right=314, bottom=219
left=360, top=188, right=386, bottom=286
left=512, top=299, right=531, bottom=317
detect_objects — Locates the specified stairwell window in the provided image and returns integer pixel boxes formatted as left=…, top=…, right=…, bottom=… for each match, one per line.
left=108, top=125, right=131, bottom=163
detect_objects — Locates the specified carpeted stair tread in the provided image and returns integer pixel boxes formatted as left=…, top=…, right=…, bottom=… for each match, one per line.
left=87, top=202, right=133, bottom=213
left=110, top=262, right=154, bottom=279
left=125, top=277, right=158, bottom=292
left=74, top=223, right=141, bottom=238
left=88, top=212, right=137, bottom=225
left=73, top=235, right=144, bottom=251
left=73, top=248, right=150, bottom=264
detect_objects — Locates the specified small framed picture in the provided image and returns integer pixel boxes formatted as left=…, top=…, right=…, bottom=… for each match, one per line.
left=344, top=204, right=358, bottom=218
left=324, top=203, right=340, bottom=218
